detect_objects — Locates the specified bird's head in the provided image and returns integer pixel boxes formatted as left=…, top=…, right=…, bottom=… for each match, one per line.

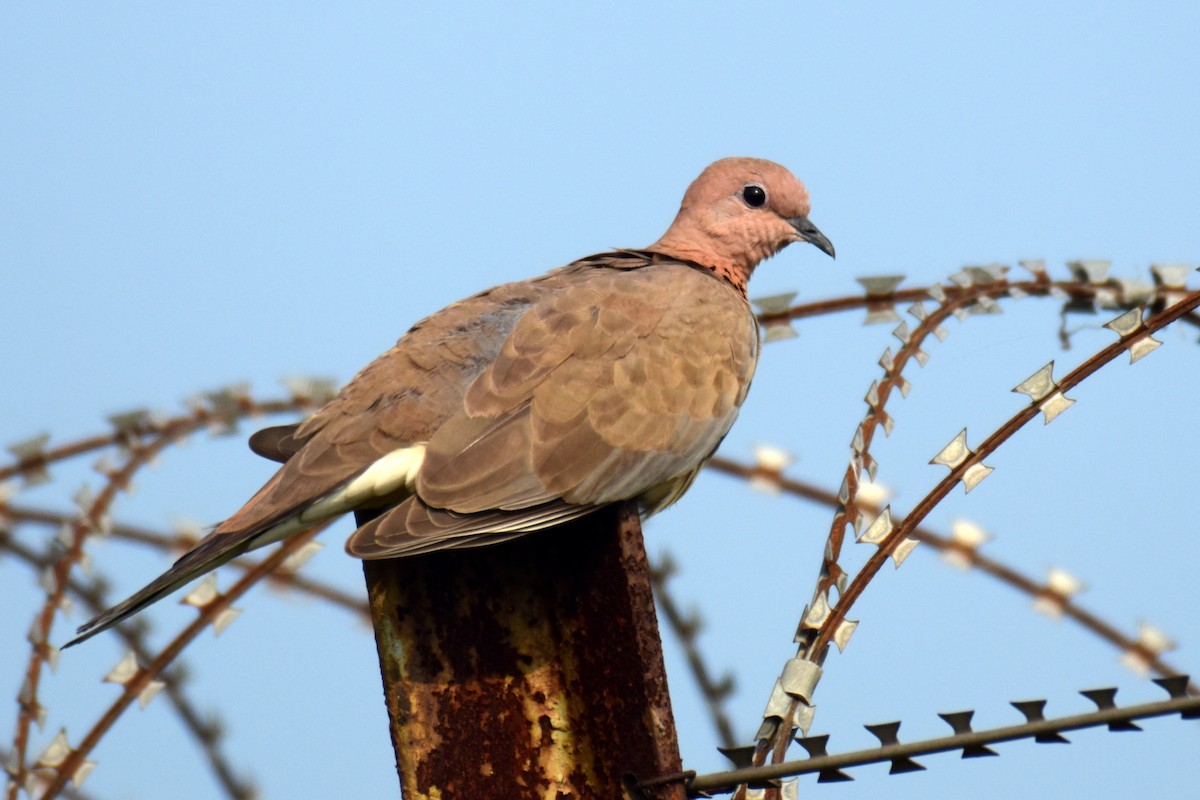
left=649, top=157, right=834, bottom=294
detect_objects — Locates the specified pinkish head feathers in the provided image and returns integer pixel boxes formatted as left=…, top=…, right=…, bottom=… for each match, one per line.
left=649, top=157, right=833, bottom=294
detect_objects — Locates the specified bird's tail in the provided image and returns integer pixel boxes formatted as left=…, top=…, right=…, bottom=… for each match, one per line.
left=64, top=529, right=258, bottom=648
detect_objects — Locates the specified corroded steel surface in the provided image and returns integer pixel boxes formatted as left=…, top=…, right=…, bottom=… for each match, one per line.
left=362, top=503, right=684, bottom=799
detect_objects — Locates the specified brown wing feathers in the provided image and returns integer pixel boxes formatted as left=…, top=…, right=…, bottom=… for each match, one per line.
left=344, top=262, right=757, bottom=557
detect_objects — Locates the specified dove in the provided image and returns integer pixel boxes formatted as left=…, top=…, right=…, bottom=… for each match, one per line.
left=67, top=157, right=833, bottom=646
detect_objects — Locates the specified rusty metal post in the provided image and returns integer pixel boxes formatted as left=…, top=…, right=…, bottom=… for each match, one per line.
left=359, top=501, right=685, bottom=800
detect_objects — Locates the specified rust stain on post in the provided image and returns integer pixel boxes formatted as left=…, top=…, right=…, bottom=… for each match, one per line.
left=361, top=502, right=685, bottom=800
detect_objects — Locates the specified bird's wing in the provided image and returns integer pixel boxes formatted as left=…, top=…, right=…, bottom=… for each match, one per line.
left=346, top=260, right=758, bottom=557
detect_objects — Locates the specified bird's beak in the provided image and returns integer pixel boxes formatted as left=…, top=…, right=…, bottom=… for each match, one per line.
left=786, top=215, right=836, bottom=259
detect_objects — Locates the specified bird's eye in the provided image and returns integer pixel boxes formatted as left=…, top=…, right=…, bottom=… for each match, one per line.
left=742, top=184, right=767, bottom=208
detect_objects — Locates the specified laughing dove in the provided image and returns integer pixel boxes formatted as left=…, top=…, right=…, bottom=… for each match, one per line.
left=68, top=157, right=833, bottom=646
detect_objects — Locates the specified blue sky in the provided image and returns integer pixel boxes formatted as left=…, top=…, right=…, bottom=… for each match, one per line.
left=3, top=3, right=1198, bottom=798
